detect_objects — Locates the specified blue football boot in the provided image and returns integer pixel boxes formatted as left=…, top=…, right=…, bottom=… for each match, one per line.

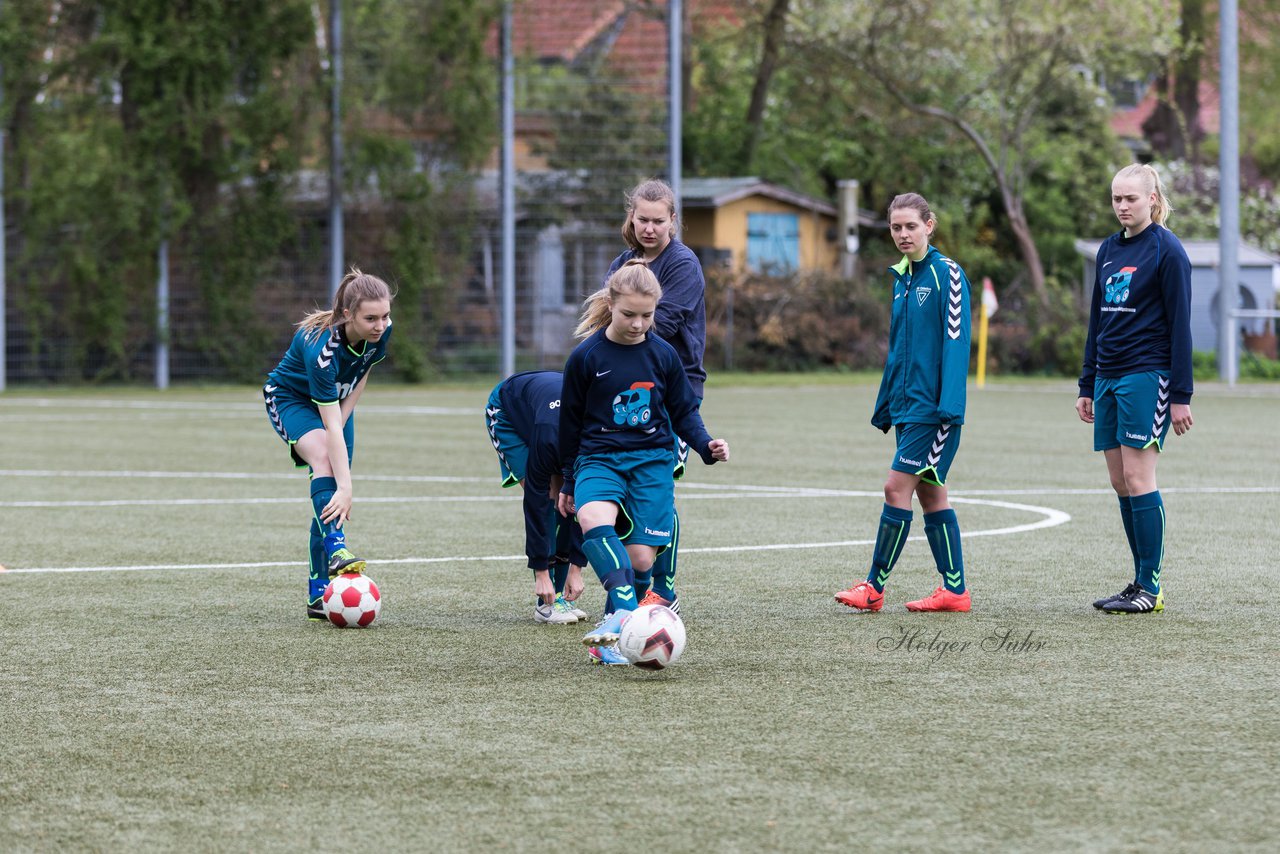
left=587, top=644, right=629, bottom=666
left=581, top=608, right=630, bottom=647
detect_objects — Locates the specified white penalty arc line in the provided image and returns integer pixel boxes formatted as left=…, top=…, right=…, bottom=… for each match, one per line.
left=683, top=498, right=1071, bottom=554
left=0, top=496, right=1070, bottom=575
left=6, top=485, right=1275, bottom=575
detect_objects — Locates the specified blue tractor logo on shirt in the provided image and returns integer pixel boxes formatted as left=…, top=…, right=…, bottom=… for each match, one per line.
left=612, top=382, right=655, bottom=426
left=1104, top=266, right=1137, bottom=304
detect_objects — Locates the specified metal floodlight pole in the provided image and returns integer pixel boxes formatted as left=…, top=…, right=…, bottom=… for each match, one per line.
left=500, top=2, right=515, bottom=378
left=329, top=0, right=344, bottom=299
left=668, top=0, right=682, bottom=211
left=1218, top=0, right=1239, bottom=384
left=156, top=240, right=170, bottom=389
left=1, top=0, right=7, bottom=394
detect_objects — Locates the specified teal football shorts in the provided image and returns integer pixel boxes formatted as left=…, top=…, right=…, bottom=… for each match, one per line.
left=890, top=423, right=963, bottom=486
left=1093, top=371, right=1171, bottom=452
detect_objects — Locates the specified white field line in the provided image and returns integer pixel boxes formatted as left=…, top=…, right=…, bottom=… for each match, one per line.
left=3, top=480, right=1275, bottom=576
left=4, top=469, right=1276, bottom=498
left=3, top=467, right=1276, bottom=505
left=3, top=493, right=1070, bottom=574
left=0, top=398, right=475, bottom=416
left=1, top=555, right=522, bottom=574
left=0, top=413, right=263, bottom=423
left=2, top=495, right=522, bottom=508
left=688, top=498, right=1072, bottom=554
left=0, top=469, right=854, bottom=489
left=0, top=487, right=866, bottom=509
left=0, top=469, right=489, bottom=483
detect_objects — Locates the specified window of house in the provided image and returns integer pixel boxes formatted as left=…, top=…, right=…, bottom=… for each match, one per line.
left=747, top=213, right=800, bottom=273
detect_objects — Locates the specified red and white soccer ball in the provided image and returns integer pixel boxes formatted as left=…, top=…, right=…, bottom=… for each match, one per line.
left=323, top=573, right=381, bottom=628
left=617, top=604, right=686, bottom=670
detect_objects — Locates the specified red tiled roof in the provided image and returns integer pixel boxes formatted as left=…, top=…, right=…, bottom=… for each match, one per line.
left=510, top=0, right=626, bottom=62
left=490, top=0, right=741, bottom=93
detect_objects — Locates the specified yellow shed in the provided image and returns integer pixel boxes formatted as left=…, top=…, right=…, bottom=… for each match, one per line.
left=680, top=177, right=841, bottom=274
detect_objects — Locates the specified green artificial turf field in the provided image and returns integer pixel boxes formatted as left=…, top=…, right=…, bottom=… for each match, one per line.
left=2, top=378, right=1277, bottom=852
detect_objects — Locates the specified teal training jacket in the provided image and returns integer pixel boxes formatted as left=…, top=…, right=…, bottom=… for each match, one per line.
left=871, top=246, right=972, bottom=430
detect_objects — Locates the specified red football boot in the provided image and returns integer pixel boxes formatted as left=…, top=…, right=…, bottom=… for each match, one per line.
left=835, top=581, right=884, bottom=612
left=905, top=587, right=971, bottom=612
left=638, top=590, right=671, bottom=608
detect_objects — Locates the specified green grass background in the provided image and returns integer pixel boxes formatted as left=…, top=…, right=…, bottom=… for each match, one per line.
left=1, top=377, right=1277, bottom=852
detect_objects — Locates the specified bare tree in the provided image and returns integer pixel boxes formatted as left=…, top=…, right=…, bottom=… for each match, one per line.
left=738, top=0, right=791, bottom=172
left=793, top=0, right=1178, bottom=308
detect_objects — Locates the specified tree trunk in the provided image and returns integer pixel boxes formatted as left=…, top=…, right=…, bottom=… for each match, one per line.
left=1175, top=0, right=1206, bottom=184
left=738, top=0, right=790, bottom=172
left=1142, top=0, right=1204, bottom=164
left=1005, top=197, right=1049, bottom=308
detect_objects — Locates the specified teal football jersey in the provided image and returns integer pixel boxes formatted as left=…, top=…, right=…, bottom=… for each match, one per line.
left=267, top=322, right=392, bottom=404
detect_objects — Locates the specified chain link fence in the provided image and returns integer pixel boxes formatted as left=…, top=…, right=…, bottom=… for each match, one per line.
left=0, top=0, right=678, bottom=384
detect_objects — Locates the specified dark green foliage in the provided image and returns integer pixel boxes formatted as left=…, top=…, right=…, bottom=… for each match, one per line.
left=1240, top=0, right=1280, bottom=184
left=3, top=0, right=316, bottom=380
left=191, top=182, right=305, bottom=382
left=705, top=267, right=889, bottom=372
left=4, top=1, right=1275, bottom=381
left=2, top=0, right=499, bottom=381
left=344, top=0, right=500, bottom=381
left=683, top=3, right=1130, bottom=376
left=1193, top=348, right=1280, bottom=381
left=11, top=117, right=158, bottom=379
left=1151, top=160, right=1280, bottom=256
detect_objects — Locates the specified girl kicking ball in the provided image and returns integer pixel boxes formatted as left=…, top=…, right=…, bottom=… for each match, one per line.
left=556, top=260, right=729, bottom=664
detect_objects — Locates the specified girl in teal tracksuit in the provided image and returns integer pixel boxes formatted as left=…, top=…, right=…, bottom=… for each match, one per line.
left=836, top=193, right=973, bottom=613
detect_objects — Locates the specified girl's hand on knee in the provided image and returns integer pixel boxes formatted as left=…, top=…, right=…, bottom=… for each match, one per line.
left=321, top=488, right=353, bottom=526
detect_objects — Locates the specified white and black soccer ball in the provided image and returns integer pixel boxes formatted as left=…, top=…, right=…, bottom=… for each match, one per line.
left=323, top=573, right=381, bottom=628
left=617, top=604, right=686, bottom=670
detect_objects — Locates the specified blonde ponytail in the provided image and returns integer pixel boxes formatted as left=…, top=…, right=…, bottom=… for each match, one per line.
left=574, top=260, right=663, bottom=339
left=297, top=268, right=393, bottom=338
left=574, top=287, right=614, bottom=339
left=1113, top=164, right=1173, bottom=227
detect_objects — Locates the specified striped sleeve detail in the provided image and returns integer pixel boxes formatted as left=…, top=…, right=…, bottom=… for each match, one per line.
left=315, top=333, right=339, bottom=370
left=943, top=258, right=963, bottom=341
